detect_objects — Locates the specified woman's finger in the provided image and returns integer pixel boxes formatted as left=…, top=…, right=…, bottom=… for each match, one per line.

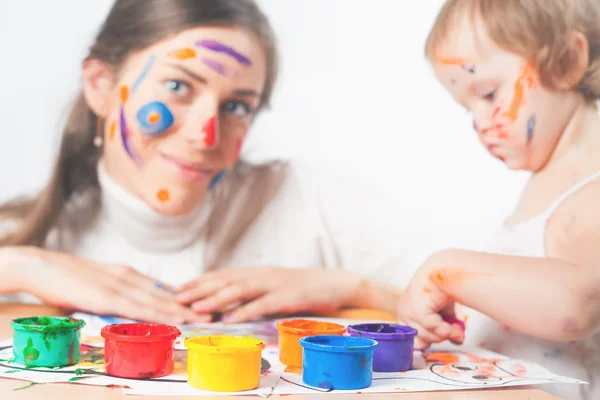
left=224, top=291, right=292, bottom=323
left=176, top=277, right=230, bottom=304
left=191, top=280, right=266, bottom=313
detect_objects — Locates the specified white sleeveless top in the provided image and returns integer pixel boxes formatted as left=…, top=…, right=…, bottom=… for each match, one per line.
left=461, top=171, right=600, bottom=400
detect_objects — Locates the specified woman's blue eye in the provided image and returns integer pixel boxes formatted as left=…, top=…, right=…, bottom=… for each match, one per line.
left=165, top=80, right=191, bottom=97
left=223, top=101, right=251, bottom=118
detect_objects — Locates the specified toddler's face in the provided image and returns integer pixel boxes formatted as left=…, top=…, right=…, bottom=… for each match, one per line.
left=99, top=26, right=266, bottom=215
left=431, top=14, right=576, bottom=171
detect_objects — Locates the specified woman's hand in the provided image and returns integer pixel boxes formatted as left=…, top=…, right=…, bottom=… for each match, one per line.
left=4, top=246, right=207, bottom=324
left=177, top=267, right=363, bottom=323
left=396, top=253, right=465, bottom=350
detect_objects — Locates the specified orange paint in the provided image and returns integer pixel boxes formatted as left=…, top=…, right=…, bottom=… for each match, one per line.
left=423, top=287, right=433, bottom=294
left=430, top=269, right=491, bottom=288
left=148, top=112, right=161, bottom=124
left=502, top=63, right=536, bottom=122
left=276, top=319, right=346, bottom=368
left=425, top=352, right=460, bottom=364
left=156, top=190, right=170, bottom=203
left=120, top=86, right=129, bottom=104
left=436, top=56, right=469, bottom=65
left=109, top=121, right=116, bottom=141
left=169, top=48, right=197, bottom=60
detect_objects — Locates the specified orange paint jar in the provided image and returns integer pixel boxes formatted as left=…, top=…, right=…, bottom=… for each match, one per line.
left=276, top=319, right=346, bottom=368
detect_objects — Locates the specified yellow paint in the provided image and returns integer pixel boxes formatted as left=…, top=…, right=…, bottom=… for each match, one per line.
left=120, top=86, right=129, bottom=104
left=185, top=335, right=265, bottom=392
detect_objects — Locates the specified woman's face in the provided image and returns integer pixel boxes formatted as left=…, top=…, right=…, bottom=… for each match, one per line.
left=96, top=26, right=267, bottom=215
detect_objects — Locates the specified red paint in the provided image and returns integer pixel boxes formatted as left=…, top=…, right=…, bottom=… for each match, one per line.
left=101, top=323, right=180, bottom=379
left=202, top=117, right=217, bottom=146
left=233, top=138, right=243, bottom=163
left=107, top=384, right=132, bottom=389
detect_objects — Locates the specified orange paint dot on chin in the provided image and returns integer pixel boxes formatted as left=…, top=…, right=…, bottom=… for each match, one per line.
left=109, top=121, right=116, bottom=141
left=156, top=190, right=170, bottom=203
left=169, top=48, right=197, bottom=60
left=120, top=86, right=129, bottom=103
left=148, top=112, right=161, bottom=124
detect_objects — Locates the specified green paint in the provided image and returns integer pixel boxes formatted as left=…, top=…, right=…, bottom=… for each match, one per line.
left=10, top=316, right=85, bottom=367
left=23, top=338, right=40, bottom=362
left=13, top=382, right=38, bottom=391
left=4, top=370, right=22, bottom=374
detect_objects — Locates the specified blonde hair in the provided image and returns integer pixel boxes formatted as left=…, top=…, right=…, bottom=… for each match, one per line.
left=425, top=0, right=600, bottom=102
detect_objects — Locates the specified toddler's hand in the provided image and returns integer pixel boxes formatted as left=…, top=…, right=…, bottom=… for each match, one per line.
left=397, top=259, right=465, bottom=350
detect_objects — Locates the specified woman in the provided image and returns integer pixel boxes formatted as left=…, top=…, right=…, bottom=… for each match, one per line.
left=0, top=0, right=403, bottom=324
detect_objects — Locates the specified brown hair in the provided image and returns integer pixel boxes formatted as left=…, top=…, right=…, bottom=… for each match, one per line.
left=425, top=0, right=600, bottom=101
left=0, top=0, right=278, bottom=247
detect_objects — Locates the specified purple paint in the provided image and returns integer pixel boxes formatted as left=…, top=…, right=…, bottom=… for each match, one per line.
left=202, top=58, right=229, bottom=77
left=527, top=115, right=536, bottom=145
left=443, top=316, right=466, bottom=332
left=347, top=324, right=417, bottom=372
left=120, top=107, right=135, bottom=160
left=196, top=40, right=252, bottom=66
left=462, top=64, right=476, bottom=74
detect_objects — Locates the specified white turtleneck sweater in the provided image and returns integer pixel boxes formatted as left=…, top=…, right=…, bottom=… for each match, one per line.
left=2, top=159, right=409, bottom=303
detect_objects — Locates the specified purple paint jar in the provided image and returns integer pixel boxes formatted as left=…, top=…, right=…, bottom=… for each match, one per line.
left=347, top=323, right=417, bottom=372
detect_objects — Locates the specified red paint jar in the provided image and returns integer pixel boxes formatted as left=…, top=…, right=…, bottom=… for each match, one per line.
left=101, top=323, right=181, bottom=379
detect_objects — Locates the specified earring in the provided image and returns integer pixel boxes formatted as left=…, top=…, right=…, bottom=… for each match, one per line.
left=94, top=117, right=104, bottom=148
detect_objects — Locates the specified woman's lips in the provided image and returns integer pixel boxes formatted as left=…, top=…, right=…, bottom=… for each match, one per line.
left=159, top=153, right=215, bottom=182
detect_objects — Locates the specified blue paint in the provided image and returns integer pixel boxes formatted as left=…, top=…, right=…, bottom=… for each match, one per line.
left=299, top=335, right=377, bottom=390
left=209, top=170, right=227, bottom=189
left=154, top=283, right=177, bottom=295
left=348, top=324, right=417, bottom=372
left=136, top=101, right=174, bottom=138
left=132, top=55, right=156, bottom=92
left=527, top=115, right=536, bottom=145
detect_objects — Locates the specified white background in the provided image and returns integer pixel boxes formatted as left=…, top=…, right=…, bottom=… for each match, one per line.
left=0, top=1, right=528, bottom=279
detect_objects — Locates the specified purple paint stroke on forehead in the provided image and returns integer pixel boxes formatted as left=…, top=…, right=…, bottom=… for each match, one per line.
left=120, top=107, right=135, bottom=160
left=196, top=40, right=252, bottom=66
left=202, top=58, right=230, bottom=77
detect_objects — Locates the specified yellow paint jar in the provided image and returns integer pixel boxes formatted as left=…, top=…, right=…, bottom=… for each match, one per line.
left=184, top=335, right=265, bottom=392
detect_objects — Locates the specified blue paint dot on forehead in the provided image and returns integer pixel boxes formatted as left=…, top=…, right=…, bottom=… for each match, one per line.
left=136, top=101, right=174, bottom=138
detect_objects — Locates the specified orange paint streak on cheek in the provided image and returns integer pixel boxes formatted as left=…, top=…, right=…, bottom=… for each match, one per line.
left=169, top=48, right=197, bottom=60
left=120, top=86, right=129, bottom=104
left=436, top=56, right=468, bottom=65
left=109, top=121, right=116, bottom=141
left=148, top=112, right=161, bottom=124
left=156, top=190, right=170, bottom=203
left=502, top=63, right=537, bottom=123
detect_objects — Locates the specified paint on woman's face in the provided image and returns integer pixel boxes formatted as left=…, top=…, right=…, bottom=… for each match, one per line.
left=201, top=58, right=231, bottom=78
left=131, top=56, right=157, bottom=92
left=119, top=85, right=136, bottom=160
left=526, top=115, right=536, bottom=145
left=136, top=101, right=175, bottom=138
left=169, top=48, right=197, bottom=60
left=196, top=39, right=252, bottom=66
left=202, top=117, right=217, bottom=147
left=156, top=189, right=170, bottom=203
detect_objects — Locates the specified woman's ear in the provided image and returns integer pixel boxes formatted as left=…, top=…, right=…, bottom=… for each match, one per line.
left=557, top=31, right=589, bottom=90
left=82, top=58, right=115, bottom=118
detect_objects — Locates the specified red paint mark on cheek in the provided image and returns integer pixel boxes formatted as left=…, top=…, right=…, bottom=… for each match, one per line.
left=109, top=121, right=116, bottom=141
left=233, top=138, right=243, bottom=163
left=120, top=86, right=129, bottom=104
left=492, top=107, right=501, bottom=118
left=169, top=48, right=197, bottom=60
left=156, top=190, right=170, bottom=203
left=202, top=117, right=217, bottom=146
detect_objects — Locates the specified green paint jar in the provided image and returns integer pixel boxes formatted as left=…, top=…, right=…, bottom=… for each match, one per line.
left=11, top=316, right=86, bottom=367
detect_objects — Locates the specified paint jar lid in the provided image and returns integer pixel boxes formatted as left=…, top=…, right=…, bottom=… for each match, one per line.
left=300, top=335, right=378, bottom=353
left=347, top=324, right=417, bottom=340
left=276, top=319, right=346, bottom=336
left=184, top=335, right=265, bottom=354
left=101, top=323, right=180, bottom=343
left=11, top=317, right=85, bottom=333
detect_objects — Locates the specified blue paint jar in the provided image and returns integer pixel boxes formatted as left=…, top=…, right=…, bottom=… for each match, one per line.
left=299, top=335, right=378, bottom=390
